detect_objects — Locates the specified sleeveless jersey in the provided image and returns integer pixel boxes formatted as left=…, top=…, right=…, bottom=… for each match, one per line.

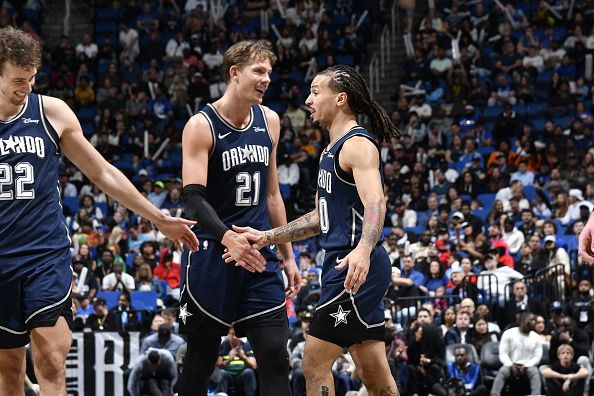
left=0, top=93, right=70, bottom=275
left=317, top=127, right=381, bottom=251
left=195, top=103, right=274, bottom=242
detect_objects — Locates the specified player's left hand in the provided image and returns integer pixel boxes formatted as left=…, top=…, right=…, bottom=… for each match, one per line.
left=155, top=216, right=199, bottom=252
left=335, top=246, right=371, bottom=295
left=283, top=258, right=302, bottom=299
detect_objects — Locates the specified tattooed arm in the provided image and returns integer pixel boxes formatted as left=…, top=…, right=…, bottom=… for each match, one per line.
left=334, top=136, right=386, bottom=294
left=231, top=207, right=320, bottom=249
left=262, top=208, right=320, bottom=245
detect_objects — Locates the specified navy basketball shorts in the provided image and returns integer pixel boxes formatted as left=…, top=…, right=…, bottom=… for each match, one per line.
left=308, top=245, right=391, bottom=348
left=0, top=247, right=74, bottom=348
left=178, top=241, right=287, bottom=337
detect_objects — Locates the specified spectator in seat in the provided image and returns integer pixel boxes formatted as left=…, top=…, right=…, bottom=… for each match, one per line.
left=140, top=323, right=186, bottom=360
left=106, top=292, right=141, bottom=332
left=102, top=260, right=136, bottom=292
left=490, top=312, right=542, bottom=396
left=84, top=297, right=112, bottom=331
left=432, top=345, right=488, bottom=396
left=135, top=263, right=164, bottom=296
left=154, top=248, right=181, bottom=301
left=127, top=349, right=177, bottom=396
left=502, top=280, right=546, bottom=329
left=407, top=322, right=445, bottom=396
left=444, top=310, right=472, bottom=345
left=564, top=278, right=594, bottom=338
left=542, top=344, right=589, bottom=396
left=548, top=316, right=591, bottom=376
left=215, top=327, right=258, bottom=396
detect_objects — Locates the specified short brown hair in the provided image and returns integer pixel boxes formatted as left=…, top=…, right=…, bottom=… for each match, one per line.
left=222, top=40, right=277, bottom=82
left=0, top=27, right=41, bottom=73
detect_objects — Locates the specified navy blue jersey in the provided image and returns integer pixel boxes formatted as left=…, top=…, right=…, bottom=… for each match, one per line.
left=195, top=104, right=273, bottom=240
left=317, top=127, right=381, bottom=251
left=0, top=94, right=70, bottom=275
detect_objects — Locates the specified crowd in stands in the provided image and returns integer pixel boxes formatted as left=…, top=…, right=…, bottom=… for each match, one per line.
left=10, top=0, right=594, bottom=394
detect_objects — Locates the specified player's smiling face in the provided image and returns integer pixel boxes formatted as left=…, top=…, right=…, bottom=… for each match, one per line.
left=305, top=74, right=338, bottom=127
left=0, top=62, right=36, bottom=106
left=234, top=56, right=271, bottom=104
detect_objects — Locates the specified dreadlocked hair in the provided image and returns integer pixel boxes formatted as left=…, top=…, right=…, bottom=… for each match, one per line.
left=319, top=65, right=402, bottom=142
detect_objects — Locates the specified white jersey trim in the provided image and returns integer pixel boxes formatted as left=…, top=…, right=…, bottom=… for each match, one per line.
left=25, top=268, right=73, bottom=324
left=207, top=103, right=254, bottom=132
left=38, top=95, right=59, bottom=152
left=0, top=96, right=28, bottom=124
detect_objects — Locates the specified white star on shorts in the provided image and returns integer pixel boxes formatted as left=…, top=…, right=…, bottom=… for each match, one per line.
left=329, top=305, right=351, bottom=327
left=179, top=303, right=193, bottom=325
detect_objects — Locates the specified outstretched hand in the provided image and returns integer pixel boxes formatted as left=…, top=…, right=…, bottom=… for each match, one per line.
left=334, top=247, right=371, bottom=295
left=155, top=216, right=199, bottom=251
left=230, top=225, right=268, bottom=249
left=579, top=214, right=594, bottom=263
left=221, top=230, right=266, bottom=273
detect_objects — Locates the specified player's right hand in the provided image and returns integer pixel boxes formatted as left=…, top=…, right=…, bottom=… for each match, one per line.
left=230, top=225, right=268, bottom=249
left=221, top=230, right=266, bottom=273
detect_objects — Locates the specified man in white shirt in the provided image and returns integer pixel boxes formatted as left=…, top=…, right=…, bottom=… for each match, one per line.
left=119, top=22, right=140, bottom=62
left=278, top=154, right=300, bottom=195
left=490, top=312, right=542, bottom=396
left=102, top=261, right=136, bottom=292
left=501, top=217, right=525, bottom=255
left=75, top=33, right=98, bottom=60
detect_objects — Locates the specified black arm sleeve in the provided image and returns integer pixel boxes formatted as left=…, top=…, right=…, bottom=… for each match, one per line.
left=182, top=184, right=229, bottom=242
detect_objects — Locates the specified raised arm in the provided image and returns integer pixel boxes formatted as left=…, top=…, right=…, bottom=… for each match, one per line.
left=45, top=95, right=198, bottom=251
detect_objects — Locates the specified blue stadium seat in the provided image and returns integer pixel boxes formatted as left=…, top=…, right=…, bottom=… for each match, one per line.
left=336, top=54, right=355, bottom=65
left=96, top=202, right=109, bottom=217
left=97, top=291, right=120, bottom=309
left=96, top=21, right=118, bottom=35
left=62, top=196, right=79, bottom=213
left=77, top=106, right=96, bottom=122
left=473, top=208, right=489, bottom=222
left=131, top=291, right=158, bottom=311
left=159, top=280, right=169, bottom=301
left=477, top=193, right=496, bottom=210
left=482, top=105, right=503, bottom=121
left=536, top=71, right=553, bottom=88
left=526, top=102, right=547, bottom=117
left=523, top=185, right=537, bottom=201
left=267, top=101, right=287, bottom=114
left=96, top=7, right=119, bottom=21
left=126, top=253, right=136, bottom=269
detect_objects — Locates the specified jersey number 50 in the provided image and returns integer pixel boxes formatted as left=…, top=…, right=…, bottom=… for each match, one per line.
left=0, top=162, right=34, bottom=200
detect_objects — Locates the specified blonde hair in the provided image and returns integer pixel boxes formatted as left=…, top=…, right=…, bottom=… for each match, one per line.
left=557, top=344, right=574, bottom=357
left=222, top=40, right=276, bottom=82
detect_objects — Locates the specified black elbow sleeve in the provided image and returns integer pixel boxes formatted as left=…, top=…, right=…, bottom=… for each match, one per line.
left=182, top=184, right=229, bottom=242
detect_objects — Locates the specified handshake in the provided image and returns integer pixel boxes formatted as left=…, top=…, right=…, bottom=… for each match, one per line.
left=221, top=225, right=302, bottom=299
left=221, top=225, right=270, bottom=273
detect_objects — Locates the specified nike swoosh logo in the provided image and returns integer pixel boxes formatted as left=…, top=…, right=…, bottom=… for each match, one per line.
left=336, top=257, right=344, bottom=264
left=218, top=132, right=232, bottom=139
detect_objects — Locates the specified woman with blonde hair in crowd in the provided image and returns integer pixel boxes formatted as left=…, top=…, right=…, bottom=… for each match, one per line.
left=135, top=263, right=164, bottom=296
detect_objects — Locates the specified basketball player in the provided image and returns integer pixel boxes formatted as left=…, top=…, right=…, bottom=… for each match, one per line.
left=0, top=27, right=199, bottom=396
left=579, top=213, right=594, bottom=264
left=232, top=66, right=401, bottom=395
left=178, top=40, right=301, bottom=395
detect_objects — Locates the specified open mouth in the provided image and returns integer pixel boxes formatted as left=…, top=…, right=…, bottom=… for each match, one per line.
left=255, top=88, right=265, bottom=95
